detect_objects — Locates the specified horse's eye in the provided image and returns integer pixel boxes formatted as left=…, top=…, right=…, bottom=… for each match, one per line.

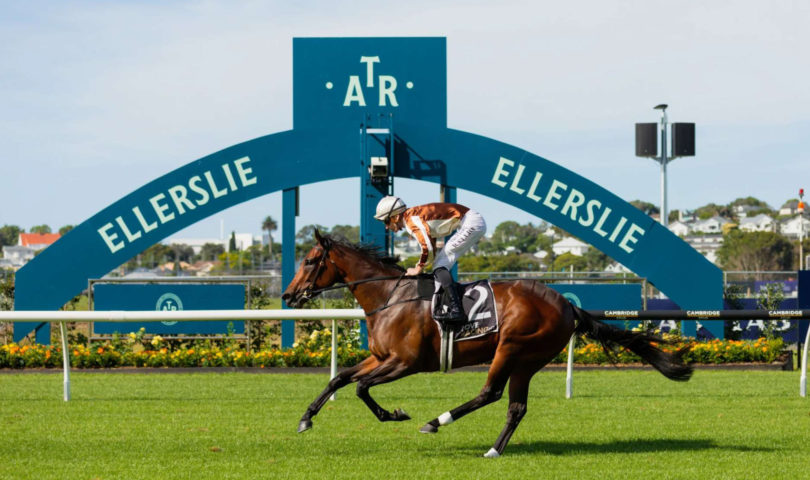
left=304, top=258, right=314, bottom=266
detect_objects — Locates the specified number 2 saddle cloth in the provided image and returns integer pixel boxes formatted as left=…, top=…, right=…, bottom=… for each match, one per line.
left=417, top=277, right=500, bottom=341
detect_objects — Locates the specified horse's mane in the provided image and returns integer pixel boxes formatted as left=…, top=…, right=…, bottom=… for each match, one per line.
left=325, top=234, right=406, bottom=272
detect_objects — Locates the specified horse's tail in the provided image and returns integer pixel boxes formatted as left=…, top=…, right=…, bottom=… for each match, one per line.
left=572, top=306, right=693, bottom=382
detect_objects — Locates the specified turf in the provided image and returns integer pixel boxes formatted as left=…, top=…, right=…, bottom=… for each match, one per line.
left=1, top=370, right=809, bottom=479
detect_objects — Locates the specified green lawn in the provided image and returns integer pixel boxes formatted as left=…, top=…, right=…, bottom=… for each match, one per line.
left=1, top=370, right=809, bottom=479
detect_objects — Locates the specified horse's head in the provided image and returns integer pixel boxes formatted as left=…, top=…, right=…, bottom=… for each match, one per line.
left=281, top=230, right=344, bottom=308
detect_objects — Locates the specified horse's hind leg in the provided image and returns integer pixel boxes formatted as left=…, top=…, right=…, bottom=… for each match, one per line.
left=483, top=368, right=533, bottom=458
left=355, top=357, right=414, bottom=422
left=419, top=352, right=513, bottom=434
left=298, top=356, right=380, bottom=433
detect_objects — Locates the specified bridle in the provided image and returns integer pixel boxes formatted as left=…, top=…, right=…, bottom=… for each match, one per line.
left=298, top=242, right=337, bottom=303
left=294, top=239, right=417, bottom=313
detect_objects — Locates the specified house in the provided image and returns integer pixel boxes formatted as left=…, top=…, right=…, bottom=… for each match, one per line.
left=691, top=216, right=731, bottom=234
left=552, top=237, right=590, bottom=256
left=732, top=204, right=764, bottom=218
left=604, top=262, right=632, bottom=274
left=1, top=245, right=35, bottom=268
left=779, top=200, right=800, bottom=216
left=779, top=215, right=810, bottom=239
left=683, top=234, right=723, bottom=264
left=19, top=232, right=60, bottom=250
left=667, top=220, right=691, bottom=237
left=739, top=214, right=775, bottom=232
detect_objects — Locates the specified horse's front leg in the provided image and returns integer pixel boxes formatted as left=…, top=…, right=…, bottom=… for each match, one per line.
left=355, top=357, right=414, bottom=422
left=419, top=350, right=513, bottom=434
left=298, top=356, right=380, bottom=433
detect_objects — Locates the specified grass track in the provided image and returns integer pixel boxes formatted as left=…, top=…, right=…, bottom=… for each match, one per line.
left=1, top=370, right=809, bottom=479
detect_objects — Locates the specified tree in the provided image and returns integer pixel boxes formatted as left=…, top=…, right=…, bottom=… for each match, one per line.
left=29, top=224, right=52, bottom=234
left=198, top=242, right=225, bottom=261
left=630, top=200, right=659, bottom=217
left=296, top=224, right=328, bottom=257
left=717, top=230, right=793, bottom=272
left=582, top=248, right=611, bottom=271
left=229, top=231, right=237, bottom=252
left=125, top=243, right=174, bottom=269
left=552, top=252, right=588, bottom=272
left=330, top=225, right=360, bottom=243
left=488, top=221, right=545, bottom=254
left=0, top=225, right=21, bottom=248
left=58, top=225, right=74, bottom=235
left=694, top=203, right=731, bottom=220
left=261, top=216, right=278, bottom=259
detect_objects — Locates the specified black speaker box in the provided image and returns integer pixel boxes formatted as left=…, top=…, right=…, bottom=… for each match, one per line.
left=635, top=123, right=657, bottom=157
left=672, top=122, right=695, bottom=157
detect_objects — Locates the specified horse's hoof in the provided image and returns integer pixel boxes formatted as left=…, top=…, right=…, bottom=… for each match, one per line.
left=419, top=423, right=438, bottom=434
left=393, top=408, right=411, bottom=421
left=297, top=419, right=312, bottom=433
left=483, top=448, right=500, bottom=458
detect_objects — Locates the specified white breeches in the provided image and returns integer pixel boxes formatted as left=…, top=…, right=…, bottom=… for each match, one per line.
left=433, top=210, right=486, bottom=270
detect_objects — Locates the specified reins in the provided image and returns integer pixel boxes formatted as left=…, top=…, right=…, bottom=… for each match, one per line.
left=300, top=239, right=427, bottom=316
left=305, top=271, right=426, bottom=316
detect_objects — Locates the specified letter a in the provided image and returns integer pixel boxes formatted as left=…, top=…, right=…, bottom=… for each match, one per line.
left=343, top=76, right=366, bottom=106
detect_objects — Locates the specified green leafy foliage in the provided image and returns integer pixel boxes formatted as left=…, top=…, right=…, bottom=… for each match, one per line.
left=0, top=224, right=21, bottom=248
left=717, top=230, right=793, bottom=271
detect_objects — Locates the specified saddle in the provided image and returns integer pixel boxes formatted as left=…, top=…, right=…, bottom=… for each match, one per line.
left=417, top=276, right=499, bottom=341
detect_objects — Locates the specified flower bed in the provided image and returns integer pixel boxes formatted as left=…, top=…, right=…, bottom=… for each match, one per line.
left=548, top=336, right=786, bottom=366
left=0, top=329, right=787, bottom=369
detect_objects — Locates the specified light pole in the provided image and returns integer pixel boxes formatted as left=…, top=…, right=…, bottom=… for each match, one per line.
left=654, top=104, right=669, bottom=226
left=635, top=106, right=695, bottom=227
left=799, top=188, right=805, bottom=270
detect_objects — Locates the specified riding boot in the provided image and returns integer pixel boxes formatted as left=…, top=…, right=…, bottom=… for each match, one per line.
left=433, top=267, right=466, bottom=325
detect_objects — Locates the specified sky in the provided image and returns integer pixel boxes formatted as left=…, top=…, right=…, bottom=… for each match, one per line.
left=2, top=0, right=808, bottom=242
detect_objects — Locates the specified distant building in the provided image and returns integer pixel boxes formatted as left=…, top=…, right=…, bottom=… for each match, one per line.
left=1, top=245, right=35, bottom=269
left=683, top=234, right=723, bottom=264
left=779, top=215, right=810, bottom=239
left=1, top=233, right=61, bottom=269
left=167, top=233, right=260, bottom=254
left=738, top=214, right=775, bottom=232
left=552, top=237, right=590, bottom=256
left=19, top=232, right=60, bottom=250
left=166, top=238, right=226, bottom=255
left=732, top=204, right=764, bottom=218
left=667, top=220, right=691, bottom=237
left=691, top=216, right=731, bottom=234
left=779, top=200, right=800, bottom=216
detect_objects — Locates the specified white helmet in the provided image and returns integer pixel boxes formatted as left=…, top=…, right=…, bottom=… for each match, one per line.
left=374, top=196, right=407, bottom=221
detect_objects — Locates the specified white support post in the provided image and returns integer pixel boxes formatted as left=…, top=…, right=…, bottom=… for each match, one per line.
left=801, top=324, right=810, bottom=398
left=330, top=318, right=338, bottom=401
left=59, top=321, right=71, bottom=402
left=565, top=335, right=575, bottom=399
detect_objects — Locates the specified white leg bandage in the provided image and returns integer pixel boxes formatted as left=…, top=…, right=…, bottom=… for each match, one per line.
left=438, top=411, right=454, bottom=426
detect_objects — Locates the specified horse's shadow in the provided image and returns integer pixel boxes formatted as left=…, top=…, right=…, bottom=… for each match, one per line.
left=430, top=438, right=772, bottom=457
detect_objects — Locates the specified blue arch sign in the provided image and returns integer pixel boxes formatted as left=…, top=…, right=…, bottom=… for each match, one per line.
left=15, top=37, right=722, bottom=342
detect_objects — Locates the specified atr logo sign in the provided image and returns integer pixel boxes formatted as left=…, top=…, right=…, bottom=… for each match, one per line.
left=156, top=292, right=183, bottom=326
left=334, top=56, right=413, bottom=107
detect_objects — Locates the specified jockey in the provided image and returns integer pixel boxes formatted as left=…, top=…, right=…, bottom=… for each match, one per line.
left=374, top=195, right=487, bottom=324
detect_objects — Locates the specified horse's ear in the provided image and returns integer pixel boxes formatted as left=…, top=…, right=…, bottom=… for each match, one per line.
left=314, top=229, right=330, bottom=249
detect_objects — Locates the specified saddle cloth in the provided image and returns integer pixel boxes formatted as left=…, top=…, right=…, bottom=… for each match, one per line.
left=419, top=277, right=499, bottom=341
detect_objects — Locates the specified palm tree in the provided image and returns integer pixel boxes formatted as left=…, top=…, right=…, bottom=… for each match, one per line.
left=261, top=216, right=278, bottom=260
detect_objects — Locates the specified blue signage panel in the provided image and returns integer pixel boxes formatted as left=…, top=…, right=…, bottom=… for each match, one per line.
left=550, top=284, right=641, bottom=329
left=93, top=284, right=245, bottom=335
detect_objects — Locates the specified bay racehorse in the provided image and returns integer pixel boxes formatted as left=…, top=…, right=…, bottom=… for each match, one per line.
left=281, top=231, right=692, bottom=457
